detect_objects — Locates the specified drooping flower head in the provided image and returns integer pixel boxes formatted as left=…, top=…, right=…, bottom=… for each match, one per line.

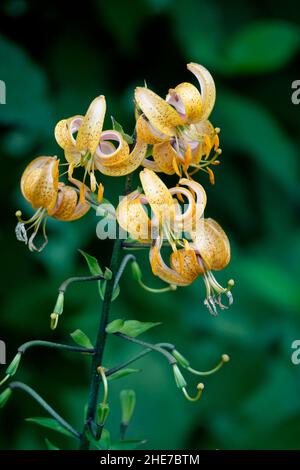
left=135, top=63, right=221, bottom=182
left=116, top=169, right=233, bottom=315
left=116, top=168, right=207, bottom=250
left=16, top=156, right=90, bottom=252
left=55, top=96, right=147, bottom=203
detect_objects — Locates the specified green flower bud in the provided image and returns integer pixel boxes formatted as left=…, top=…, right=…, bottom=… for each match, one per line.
left=6, top=352, right=22, bottom=377
left=97, top=403, right=110, bottom=426
left=0, top=388, right=12, bottom=408
left=120, top=389, right=136, bottom=425
left=173, top=364, right=187, bottom=389
left=172, top=350, right=190, bottom=368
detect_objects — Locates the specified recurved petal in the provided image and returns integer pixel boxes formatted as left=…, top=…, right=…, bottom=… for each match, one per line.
left=52, top=183, right=90, bottom=221
left=152, top=141, right=178, bottom=175
left=187, top=63, right=216, bottom=120
left=166, top=82, right=202, bottom=123
left=21, top=156, right=59, bottom=213
left=194, top=218, right=230, bottom=271
left=139, top=168, right=175, bottom=224
left=116, top=190, right=151, bottom=242
left=149, top=243, right=192, bottom=286
left=135, top=87, right=183, bottom=136
left=141, top=158, right=161, bottom=172
left=96, top=131, right=130, bottom=167
left=170, top=248, right=204, bottom=282
left=95, top=139, right=147, bottom=176
left=136, top=115, right=168, bottom=145
left=76, top=95, right=106, bottom=155
left=54, top=116, right=83, bottom=150
left=179, top=178, right=207, bottom=218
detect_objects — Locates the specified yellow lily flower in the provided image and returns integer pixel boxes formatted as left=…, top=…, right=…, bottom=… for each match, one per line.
left=150, top=218, right=234, bottom=315
left=135, top=63, right=221, bottom=181
left=15, top=156, right=90, bottom=252
left=55, top=96, right=147, bottom=202
left=116, top=169, right=207, bottom=248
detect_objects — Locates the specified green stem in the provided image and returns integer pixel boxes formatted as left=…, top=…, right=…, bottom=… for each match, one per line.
left=105, top=342, right=175, bottom=377
left=79, top=175, right=132, bottom=450
left=9, top=382, right=80, bottom=439
left=114, top=333, right=177, bottom=365
left=18, top=340, right=94, bottom=355
left=58, top=274, right=104, bottom=294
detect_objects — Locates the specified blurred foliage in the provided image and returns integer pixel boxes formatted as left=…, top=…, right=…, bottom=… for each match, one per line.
left=0, top=0, right=300, bottom=450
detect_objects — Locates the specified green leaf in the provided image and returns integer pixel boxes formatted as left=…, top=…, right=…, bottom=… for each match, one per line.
left=120, top=320, right=161, bottom=338
left=108, top=368, right=141, bottom=382
left=217, top=90, right=298, bottom=190
left=223, top=20, right=300, bottom=74
left=0, top=34, right=53, bottom=133
left=26, top=417, right=74, bottom=439
left=110, top=439, right=146, bottom=450
left=70, top=329, right=93, bottom=349
left=111, top=116, right=133, bottom=144
left=45, top=438, right=60, bottom=450
left=78, top=250, right=103, bottom=276
left=106, top=319, right=125, bottom=334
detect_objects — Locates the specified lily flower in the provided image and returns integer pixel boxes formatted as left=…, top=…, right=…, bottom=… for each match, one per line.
left=135, top=63, right=221, bottom=182
left=54, top=96, right=147, bottom=203
left=150, top=218, right=234, bottom=316
left=116, top=169, right=207, bottom=250
left=15, top=156, right=90, bottom=252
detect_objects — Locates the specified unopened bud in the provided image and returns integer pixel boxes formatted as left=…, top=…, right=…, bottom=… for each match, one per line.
left=0, top=388, right=12, bottom=408
left=173, top=364, right=187, bottom=389
left=6, top=353, right=22, bottom=377
left=97, top=402, right=110, bottom=426
left=172, top=350, right=190, bottom=368
left=120, top=389, right=136, bottom=425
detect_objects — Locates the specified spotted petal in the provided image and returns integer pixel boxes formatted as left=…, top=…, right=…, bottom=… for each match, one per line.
left=149, top=243, right=193, bottom=286
left=96, top=139, right=148, bottom=176
left=194, top=218, right=230, bottom=271
left=21, top=156, right=59, bottom=213
left=52, top=183, right=90, bottom=221
left=116, top=190, right=151, bottom=242
left=187, top=63, right=216, bottom=121
left=167, top=82, right=202, bottom=124
left=139, top=168, right=175, bottom=225
left=135, top=87, right=183, bottom=136
left=76, top=95, right=106, bottom=155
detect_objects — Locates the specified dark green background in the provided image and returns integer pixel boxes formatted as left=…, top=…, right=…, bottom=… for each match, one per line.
left=0, top=0, right=300, bottom=450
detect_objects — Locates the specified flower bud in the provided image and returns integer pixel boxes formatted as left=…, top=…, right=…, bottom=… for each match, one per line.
left=172, top=350, right=190, bottom=368
left=97, top=403, right=110, bottom=426
left=120, top=389, right=136, bottom=425
left=6, top=352, right=22, bottom=377
left=172, top=364, right=187, bottom=389
left=0, top=388, right=12, bottom=408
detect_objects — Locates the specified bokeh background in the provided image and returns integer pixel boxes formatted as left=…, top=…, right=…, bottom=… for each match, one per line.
left=1, top=0, right=300, bottom=450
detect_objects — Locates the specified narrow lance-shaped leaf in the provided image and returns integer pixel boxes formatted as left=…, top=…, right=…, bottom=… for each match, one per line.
left=26, top=417, right=75, bottom=439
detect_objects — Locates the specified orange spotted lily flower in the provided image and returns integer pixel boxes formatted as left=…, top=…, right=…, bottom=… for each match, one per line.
left=116, top=168, right=207, bottom=250
left=15, top=156, right=90, bottom=252
left=54, top=96, right=147, bottom=203
left=135, top=63, right=221, bottom=182
left=150, top=218, right=234, bottom=315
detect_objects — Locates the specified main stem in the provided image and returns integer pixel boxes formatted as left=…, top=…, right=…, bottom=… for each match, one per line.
left=79, top=175, right=131, bottom=450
